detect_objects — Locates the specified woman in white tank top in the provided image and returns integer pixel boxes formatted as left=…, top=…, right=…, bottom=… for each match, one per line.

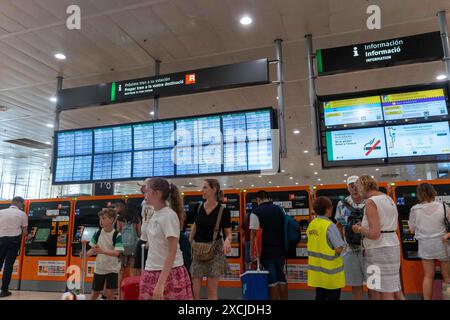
left=352, top=175, right=405, bottom=300
left=408, top=183, right=450, bottom=300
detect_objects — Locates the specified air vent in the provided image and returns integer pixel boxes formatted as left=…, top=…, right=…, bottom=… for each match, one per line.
left=4, top=138, right=51, bottom=149
left=381, top=173, right=399, bottom=178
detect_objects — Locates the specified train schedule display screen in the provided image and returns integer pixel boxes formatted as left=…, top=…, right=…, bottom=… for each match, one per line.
left=54, top=108, right=277, bottom=184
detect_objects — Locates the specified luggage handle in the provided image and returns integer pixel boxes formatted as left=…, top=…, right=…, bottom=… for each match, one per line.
left=81, top=240, right=88, bottom=295
left=141, top=243, right=146, bottom=272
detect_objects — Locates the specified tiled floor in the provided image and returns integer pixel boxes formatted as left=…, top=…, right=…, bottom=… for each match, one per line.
left=0, top=290, right=64, bottom=300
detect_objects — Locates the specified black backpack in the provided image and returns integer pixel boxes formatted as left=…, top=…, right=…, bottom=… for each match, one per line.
left=93, top=228, right=119, bottom=247
left=341, top=200, right=364, bottom=246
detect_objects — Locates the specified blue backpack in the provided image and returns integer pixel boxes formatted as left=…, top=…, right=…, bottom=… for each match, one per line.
left=282, top=208, right=301, bottom=253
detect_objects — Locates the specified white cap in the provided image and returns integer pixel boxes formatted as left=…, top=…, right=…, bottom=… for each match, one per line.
left=346, top=175, right=359, bottom=185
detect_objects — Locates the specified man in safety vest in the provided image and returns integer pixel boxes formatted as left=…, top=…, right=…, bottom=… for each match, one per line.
left=307, top=196, right=346, bottom=300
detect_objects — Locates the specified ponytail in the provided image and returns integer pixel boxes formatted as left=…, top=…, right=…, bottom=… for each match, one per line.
left=146, top=178, right=185, bottom=230
left=169, top=183, right=185, bottom=230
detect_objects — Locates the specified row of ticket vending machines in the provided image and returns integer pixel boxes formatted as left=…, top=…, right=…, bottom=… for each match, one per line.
left=1, top=180, right=449, bottom=296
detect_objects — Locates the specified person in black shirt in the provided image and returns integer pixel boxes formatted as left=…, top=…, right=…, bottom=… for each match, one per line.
left=250, top=190, right=288, bottom=300
left=189, top=179, right=232, bottom=300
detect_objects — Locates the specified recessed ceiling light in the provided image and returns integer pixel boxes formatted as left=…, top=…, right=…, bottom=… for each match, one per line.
left=289, top=177, right=293, bottom=180
left=375, top=168, right=380, bottom=171
left=281, top=169, right=285, bottom=173
left=418, top=179, right=422, bottom=181
left=44, top=154, right=49, bottom=157
left=314, top=171, right=318, bottom=175
left=46, top=123, right=54, bottom=128
left=436, top=74, right=447, bottom=80
left=268, top=181, right=272, bottom=184
left=309, top=163, right=314, bottom=166
left=239, top=179, right=243, bottom=182
left=343, top=180, right=347, bottom=183
left=189, top=182, right=192, bottom=185
left=276, top=186, right=280, bottom=188
left=276, top=96, right=279, bottom=100
left=320, top=183, right=324, bottom=186
left=293, top=130, right=300, bottom=134
left=318, top=178, right=321, bottom=181
left=150, top=111, right=155, bottom=116
left=303, top=150, right=309, bottom=154
left=258, top=175, right=262, bottom=178
left=45, top=141, right=51, bottom=145
left=50, top=97, right=57, bottom=103
left=54, top=53, right=66, bottom=60
left=344, top=174, right=348, bottom=177
left=371, top=175, right=374, bottom=178
left=295, top=182, right=299, bottom=185
left=223, top=183, right=227, bottom=186
left=181, top=186, right=185, bottom=188
left=44, top=163, right=48, bottom=166
left=240, top=16, right=252, bottom=25
left=251, top=184, right=254, bottom=187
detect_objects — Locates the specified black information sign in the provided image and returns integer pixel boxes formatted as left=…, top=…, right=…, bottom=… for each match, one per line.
left=57, top=59, right=269, bottom=110
left=317, top=32, right=443, bottom=76
left=93, top=182, right=115, bottom=196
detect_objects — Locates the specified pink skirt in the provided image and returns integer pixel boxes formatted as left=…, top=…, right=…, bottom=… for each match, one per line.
left=139, top=266, right=193, bottom=300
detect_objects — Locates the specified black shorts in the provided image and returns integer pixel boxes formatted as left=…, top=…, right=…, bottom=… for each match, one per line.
left=92, top=273, right=118, bottom=292
left=133, top=239, right=148, bottom=269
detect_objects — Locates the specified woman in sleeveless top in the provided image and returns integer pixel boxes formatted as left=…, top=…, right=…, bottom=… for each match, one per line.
left=352, top=175, right=405, bottom=300
left=408, top=183, right=450, bottom=300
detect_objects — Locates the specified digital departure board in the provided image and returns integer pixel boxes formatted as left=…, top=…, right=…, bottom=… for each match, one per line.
left=319, top=84, right=450, bottom=168
left=53, top=108, right=277, bottom=184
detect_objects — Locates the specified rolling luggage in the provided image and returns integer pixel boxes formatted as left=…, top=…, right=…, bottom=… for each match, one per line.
left=120, top=243, right=145, bottom=300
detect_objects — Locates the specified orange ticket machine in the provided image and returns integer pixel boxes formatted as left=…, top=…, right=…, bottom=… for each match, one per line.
left=244, top=186, right=312, bottom=292
left=69, top=196, right=125, bottom=292
left=0, top=201, right=23, bottom=290
left=182, top=190, right=244, bottom=294
left=393, top=179, right=450, bottom=297
left=21, top=199, right=73, bottom=292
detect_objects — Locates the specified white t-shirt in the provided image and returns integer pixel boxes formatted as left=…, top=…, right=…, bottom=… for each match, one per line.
left=145, top=206, right=184, bottom=271
left=140, top=201, right=154, bottom=241
left=362, top=194, right=400, bottom=249
left=249, top=213, right=260, bottom=230
left=0, top=206, right=28, bottom=237
left=89, top=229, right=124, bottom=274
left=409, top=202, right=450, bottom=240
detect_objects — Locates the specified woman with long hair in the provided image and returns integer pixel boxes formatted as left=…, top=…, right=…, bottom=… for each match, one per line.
left=189, top=179, right=232, bottom=300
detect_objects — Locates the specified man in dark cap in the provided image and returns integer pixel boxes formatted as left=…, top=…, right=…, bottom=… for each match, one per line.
left=0, top=196, right=27, bottom=297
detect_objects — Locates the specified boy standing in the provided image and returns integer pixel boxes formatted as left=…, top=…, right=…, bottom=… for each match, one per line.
left=87, top=208, right=124, bottom=300
left=307, top=196, right=346, bottom=300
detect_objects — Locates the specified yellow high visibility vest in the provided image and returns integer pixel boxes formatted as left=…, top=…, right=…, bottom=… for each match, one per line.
left=307, top=217, right=345, bottom=290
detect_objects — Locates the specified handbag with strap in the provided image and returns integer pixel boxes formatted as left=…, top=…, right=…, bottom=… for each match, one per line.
left=191, top=204, right=224, bottom=261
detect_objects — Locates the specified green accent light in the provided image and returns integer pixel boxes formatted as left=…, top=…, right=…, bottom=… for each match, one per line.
left=111, top=82, right=116, bottom=102
left=316, top=49, right=323, bottom=74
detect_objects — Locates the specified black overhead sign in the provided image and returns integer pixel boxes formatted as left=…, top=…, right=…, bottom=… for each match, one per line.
left=317, top=32, right=444, bottom=76
left=57, top=59, right=269, bottom=110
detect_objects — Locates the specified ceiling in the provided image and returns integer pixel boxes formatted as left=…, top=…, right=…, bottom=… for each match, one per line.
left=0, top=0, right=450, bottom=196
